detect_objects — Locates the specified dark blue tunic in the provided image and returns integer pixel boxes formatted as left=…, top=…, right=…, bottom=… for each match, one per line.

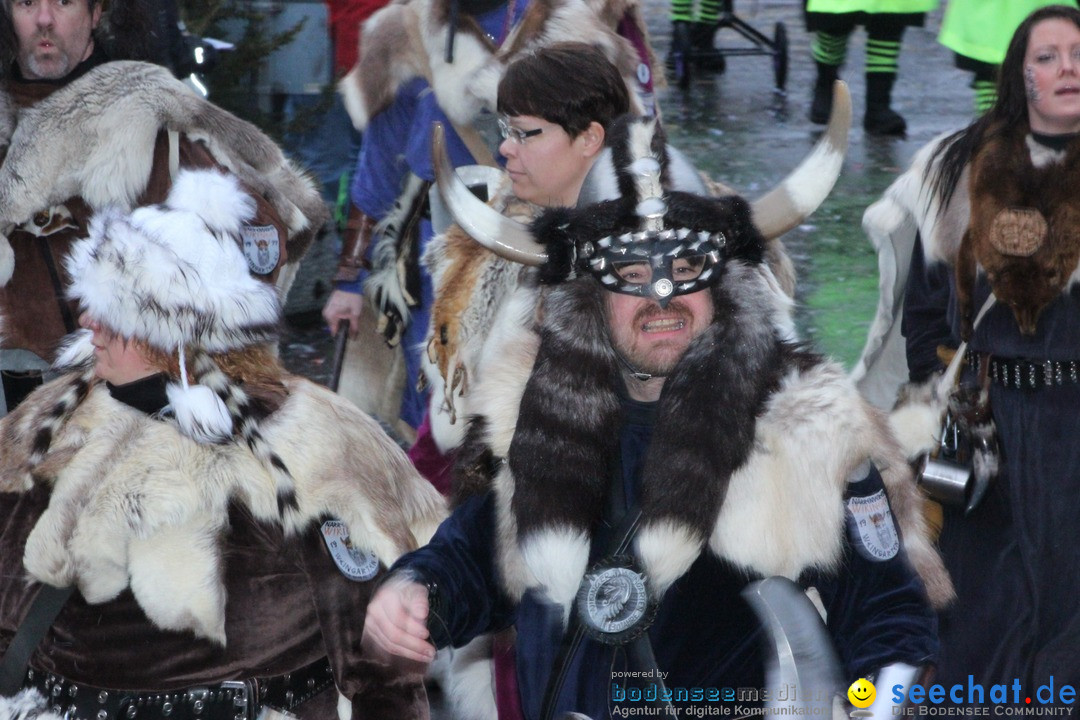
left=396, top=396, right=938, bottom=718
left=904, top=233, right=1080, bottom=693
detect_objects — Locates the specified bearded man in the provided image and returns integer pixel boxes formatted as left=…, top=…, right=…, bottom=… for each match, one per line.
left=362, top=115, right=953, bottom=719
left=0, top=0, right=325, bottom=409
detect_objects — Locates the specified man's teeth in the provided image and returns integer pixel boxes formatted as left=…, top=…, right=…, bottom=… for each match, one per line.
left=643, top=318, right=685, bottom=332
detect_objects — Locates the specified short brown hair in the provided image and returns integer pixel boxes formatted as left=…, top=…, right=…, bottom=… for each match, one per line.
left=497, top=42, right=632, bottom=137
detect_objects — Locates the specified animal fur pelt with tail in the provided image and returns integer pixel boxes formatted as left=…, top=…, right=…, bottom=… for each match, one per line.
left=958, top=123, right=1080, bottom=338
left=0, top=372, right=446, bottom=644
left=422, top=175, right=536, bottom=454
left=0, top=61, right=327, bottom=288
left=338, top=0, right=653, bottom=131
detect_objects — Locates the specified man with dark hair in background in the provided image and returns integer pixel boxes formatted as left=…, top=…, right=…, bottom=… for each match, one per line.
left=0, top=0, right=326, bottom=410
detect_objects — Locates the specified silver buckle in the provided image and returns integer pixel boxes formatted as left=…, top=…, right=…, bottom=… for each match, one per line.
left=220, top=681, right=250, bottom=720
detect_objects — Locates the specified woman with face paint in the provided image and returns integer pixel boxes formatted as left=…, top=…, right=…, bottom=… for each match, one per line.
left=875, top=4, right=1080, bottom=696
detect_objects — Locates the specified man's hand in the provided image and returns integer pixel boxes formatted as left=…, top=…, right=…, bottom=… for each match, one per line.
left=322, top=289, right=363, bottom=337
left=364, top=577, right=437, bottom=664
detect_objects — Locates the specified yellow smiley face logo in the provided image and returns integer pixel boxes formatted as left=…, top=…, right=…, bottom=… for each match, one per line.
left=847, top=678, right=876, bottom=708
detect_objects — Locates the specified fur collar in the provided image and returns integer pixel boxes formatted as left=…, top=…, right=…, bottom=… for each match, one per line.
left=957, top=123, right=1080, bottom=335
left=457, top=262, right=953, bottom=617
left=0, top=61, right=326, bottom=286
left=338, top=0, right=649, bottom=130
left=0, top=375, right=446, bottom=644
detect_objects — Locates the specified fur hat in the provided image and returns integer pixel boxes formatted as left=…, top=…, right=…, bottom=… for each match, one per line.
left=66, top=168, right=280, bottom=356
left=53, top=169, right=300, bottom=520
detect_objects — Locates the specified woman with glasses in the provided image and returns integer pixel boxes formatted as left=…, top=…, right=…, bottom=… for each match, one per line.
left=414, top=41, right=633, bottom=720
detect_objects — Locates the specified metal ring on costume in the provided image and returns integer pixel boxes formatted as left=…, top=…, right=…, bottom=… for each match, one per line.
left=575, top=556, right=655, bottom=645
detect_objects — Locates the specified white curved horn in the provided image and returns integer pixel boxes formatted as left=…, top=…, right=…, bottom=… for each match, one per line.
left=751, top=80, right=851, bottom=239
left=431, top=123, right=547, bottom=266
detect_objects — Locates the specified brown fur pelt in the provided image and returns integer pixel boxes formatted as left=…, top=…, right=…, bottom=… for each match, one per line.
left=957, top=125, right=1080, bottom=337
left=424, top=183, right=534, bottom=426
left=339, top=0, right=652, bottom=130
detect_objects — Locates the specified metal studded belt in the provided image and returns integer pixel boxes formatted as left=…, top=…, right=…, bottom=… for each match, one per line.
left=968, top=353, right=1080, bottom=390
left=23, top=656, right=334, bottom=720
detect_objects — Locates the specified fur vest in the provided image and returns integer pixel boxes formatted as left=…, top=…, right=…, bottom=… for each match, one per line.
left=0, top=374, right=446, bottom=644
left=338, top=0, right=654, bottom=130
left=0, top=61, right=326, bottom=289
left=453, top=256, right=954, bottom=617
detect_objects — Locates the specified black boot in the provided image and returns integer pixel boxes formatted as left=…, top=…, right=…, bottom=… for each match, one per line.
left=864, top=73, right=907, bottom=136
left=810, top=61, right=839, bottom=124
left=691, top=22, right=725, bottom=73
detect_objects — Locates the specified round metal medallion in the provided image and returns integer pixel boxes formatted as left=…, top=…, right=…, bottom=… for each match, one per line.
left=576, top=558, right=654, bottom=645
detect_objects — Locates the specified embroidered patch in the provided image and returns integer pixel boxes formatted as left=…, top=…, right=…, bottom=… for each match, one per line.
left=846, top=490, right=900, bottom=562
left=989, top=207, right=1046, bottom=257
left=320, top=520, right=379, bottom=582
left=241, top=224, right=280, bottom=275
left=576, top=557, right=653, bottom=645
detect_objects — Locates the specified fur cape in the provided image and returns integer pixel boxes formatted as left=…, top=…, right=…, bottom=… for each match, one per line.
left=453, top=254, right=954, bottom=617
left=338, top=0, right=654, bottom=131
left=0, top=374, right=446, bottom=645
left=0, top=61, right=327, bottom=289
left=853, top=131, right=970, bottom=417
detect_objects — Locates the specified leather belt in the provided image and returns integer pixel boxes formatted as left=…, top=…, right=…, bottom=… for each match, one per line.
left=968, top=353, right=1080, bottom=390
left=23, top=656, right=334, bottom=720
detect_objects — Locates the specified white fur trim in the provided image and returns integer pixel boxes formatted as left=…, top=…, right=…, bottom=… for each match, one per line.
left=52, top=329, right=95, bottom=370
left=709, top=364, right=858, bottom=579
left=445, top=635, right=498, bottom=720
left=0, top=229, right=13, bottom=287
left=635, top=520, right=704, bottom=597
left=888, top=401, right=944, bottom=461
left=337, top=692, right=353, bottom=720
left=519, top=527, right=590, bottom=615
left=167, top=380, right=234, bottom=444
left=65, top=169, right=280, bottom=354
left=0, top=689, right=63, bottom=720
left=166, top=169, right=255, bottom=234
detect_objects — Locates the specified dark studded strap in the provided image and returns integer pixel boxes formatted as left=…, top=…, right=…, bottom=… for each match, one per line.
left=0, top=584, right=74, bottom=695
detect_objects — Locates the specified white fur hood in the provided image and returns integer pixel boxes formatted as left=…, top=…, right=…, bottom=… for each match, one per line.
left=0, top=61, right=326, bottom=286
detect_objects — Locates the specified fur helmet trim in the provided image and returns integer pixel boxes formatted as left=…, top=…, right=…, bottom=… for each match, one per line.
left=65, top=169, right=280, bottom=355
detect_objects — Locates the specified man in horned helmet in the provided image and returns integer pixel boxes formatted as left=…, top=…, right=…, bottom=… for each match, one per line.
left=363, top=114, right=951, bottom=718
left=0, top=169, right=445, bottom=720
left=0, top=0, right=325, bottom=410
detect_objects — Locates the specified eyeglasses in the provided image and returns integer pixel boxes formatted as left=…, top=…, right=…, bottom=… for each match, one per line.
left=497, top=117, right=544, bottom=144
